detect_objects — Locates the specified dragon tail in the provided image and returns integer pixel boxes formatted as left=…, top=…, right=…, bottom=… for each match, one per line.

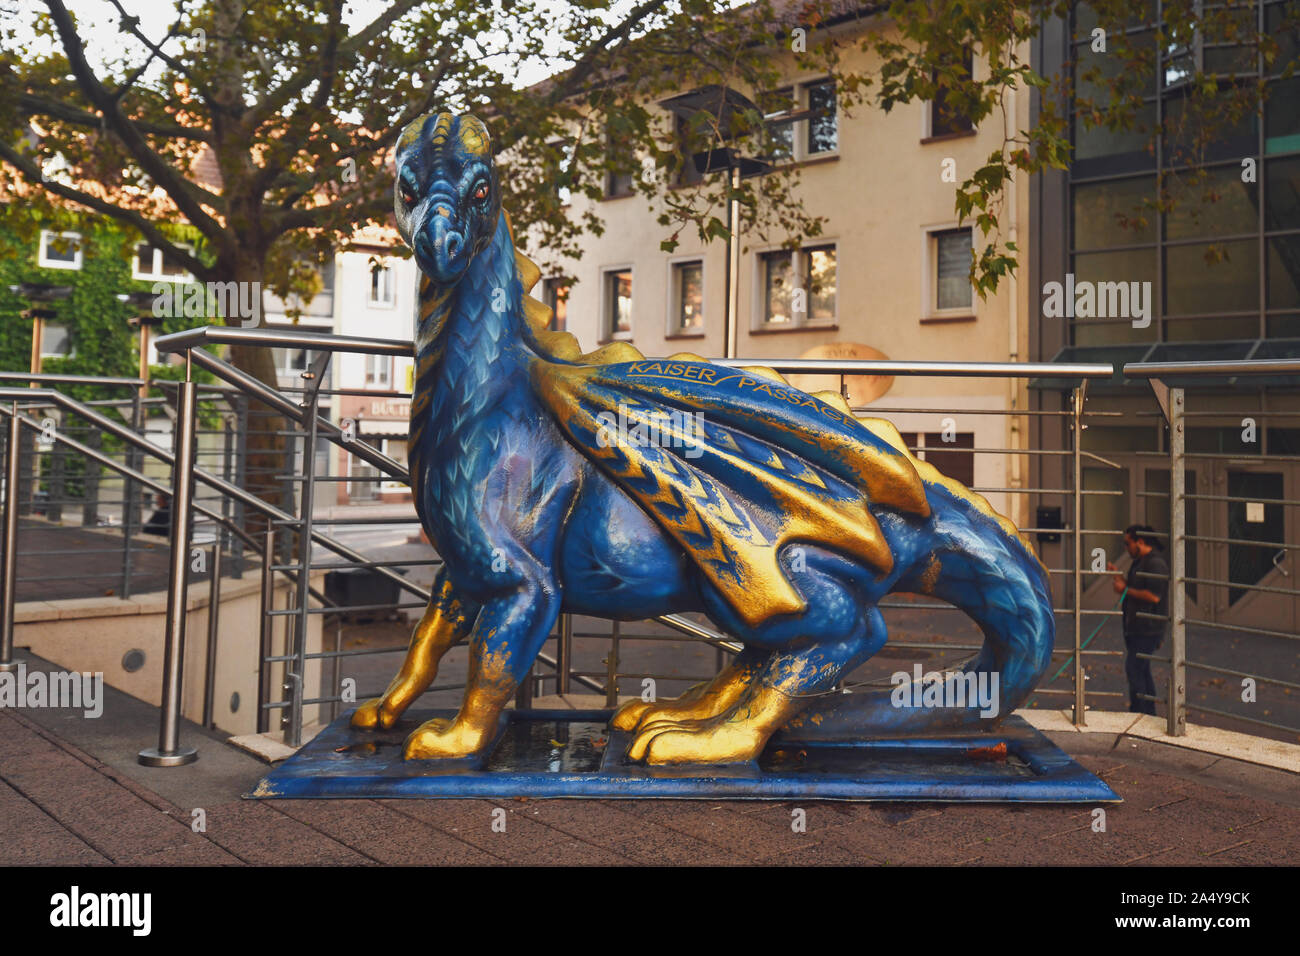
left=794, top=484, right=1056, bottom=738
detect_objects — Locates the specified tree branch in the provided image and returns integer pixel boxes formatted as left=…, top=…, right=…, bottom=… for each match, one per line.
left=41, top=0, right=225, bottom=237
left=101, top=0, right=223, bottom=111
left=107, top=8, right=188, bottom=105
left=245, top=0, right=423, bottom=130
left=18, top=92, right=211, bottom=141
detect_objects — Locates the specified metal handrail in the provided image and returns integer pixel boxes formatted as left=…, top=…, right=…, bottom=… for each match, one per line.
left=156, top=325, right=411, bottom=357
left=718, top=357, right=1115, bottom=378
left=155, top=325, right=1118, bottom=380
left=1124, top=358, right=1300, bottom=377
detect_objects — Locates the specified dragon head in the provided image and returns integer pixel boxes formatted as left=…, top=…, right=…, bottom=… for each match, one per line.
left=394, top=110, right=501, bottom=285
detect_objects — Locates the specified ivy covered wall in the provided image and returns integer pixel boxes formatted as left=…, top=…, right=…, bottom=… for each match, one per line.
left=0, top=206, right=214, bottom=395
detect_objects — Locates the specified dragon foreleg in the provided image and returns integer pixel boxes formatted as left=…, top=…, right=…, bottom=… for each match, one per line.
left=351, top=570, right=476, bottom=730
left=404, top=571, right=561, bottom=761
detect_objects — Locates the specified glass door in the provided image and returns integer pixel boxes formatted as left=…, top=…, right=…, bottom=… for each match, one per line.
left=1209, top=465, right=1297, bottom=632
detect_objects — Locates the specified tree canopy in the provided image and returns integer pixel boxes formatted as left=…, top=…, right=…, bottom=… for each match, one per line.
left=2, top=0, right=1295, bottom=358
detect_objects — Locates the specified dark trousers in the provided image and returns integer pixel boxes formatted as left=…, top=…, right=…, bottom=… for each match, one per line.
left=1124, top=633, right=1162, bottom=715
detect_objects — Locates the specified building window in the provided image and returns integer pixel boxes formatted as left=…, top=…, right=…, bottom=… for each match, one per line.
left=670, top=260, right=704, bottom=334
left=131, top=242, right=193, bottom=280
left=931, top=228, right=974, bottom=313
left=541, top=277, right=569, bottom=332
left=929, top=47, right=976, bottom=137
left=760, top=87, right=796, bottom=162
left=37, top=231, right=82, bottom=270
left=603, top=268, right=633, bottom=339
left=759, top=250, right=794, bottom=324
left=757, top=244, right=837, bottom=326
left=366, top=354, right=391, bottom=387
left=40, top=323, right=73, bottom=358
left=805, top=79, right=838, bottom=155
left=369, top=260, right=395, bottom=306
left=279, top=348, right=313, bottom=373
left=761, top=80, right=837, bottom=162
left=606, top=169, right=634, bottom=199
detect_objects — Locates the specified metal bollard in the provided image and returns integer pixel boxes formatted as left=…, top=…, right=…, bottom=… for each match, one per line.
left=138, top=376, right=199, bottom=767
left=0, top=407, right=21, bottom=672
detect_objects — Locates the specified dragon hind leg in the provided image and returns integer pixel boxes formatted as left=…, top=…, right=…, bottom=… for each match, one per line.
left=629, top=609, right=888, bottom=765
left=610, top=646, right=767, bottom=732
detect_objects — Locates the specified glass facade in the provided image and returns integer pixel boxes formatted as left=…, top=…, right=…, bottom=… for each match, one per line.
left=1066, top=0, right=1300, bottom=349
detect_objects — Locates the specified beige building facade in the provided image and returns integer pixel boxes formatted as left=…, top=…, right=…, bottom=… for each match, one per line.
left=525, top=28, right=1036, bottom=521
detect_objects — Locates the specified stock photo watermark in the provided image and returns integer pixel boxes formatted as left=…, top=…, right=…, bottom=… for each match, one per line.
left=890, top=664, right=1000, bottom=718
left=595, top=405, right=706, bottom=459
left=150, top=280, right=261, bottom=327
left=0, top=663, right=103, bottom=719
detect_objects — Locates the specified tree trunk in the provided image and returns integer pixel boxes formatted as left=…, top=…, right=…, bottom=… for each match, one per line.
left=218, top=252, right=290, bottom=542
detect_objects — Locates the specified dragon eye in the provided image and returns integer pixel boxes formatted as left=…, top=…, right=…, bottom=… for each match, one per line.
left=474, top=182, right=489, bottom=201
left=399, top=182, right=417, bottom=207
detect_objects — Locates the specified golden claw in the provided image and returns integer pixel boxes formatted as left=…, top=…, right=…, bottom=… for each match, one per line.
left=625, top=682, right=804, bottom=766
left=626, top=716, right=703, bottom=762
left=611, top=678, right=712, bottom=731
left=610, top=698, right=656, bottom=732
left=350, top=697, right=401, bottom=730
left=642, top=719, right=768, bottom=766
left=403, top=716, right=491, bottom=760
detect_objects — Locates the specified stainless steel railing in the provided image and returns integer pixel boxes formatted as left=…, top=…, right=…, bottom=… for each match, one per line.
left=1124, top=357, right=1300, bottom=738
left=11, top=328, right=1298, bottom=764
left=150, top=325, right=1117, bottom=750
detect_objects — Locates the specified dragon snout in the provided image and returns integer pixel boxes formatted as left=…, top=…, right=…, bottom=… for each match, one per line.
left=417, top=213, right=470, bottom=284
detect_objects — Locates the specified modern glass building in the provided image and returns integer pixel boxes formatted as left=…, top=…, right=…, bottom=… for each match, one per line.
left=1032, top=1, right=1300, bottom=631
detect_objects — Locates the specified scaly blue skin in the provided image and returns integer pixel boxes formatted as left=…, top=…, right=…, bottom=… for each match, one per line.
left=382, top=111, right=1055, bottom=761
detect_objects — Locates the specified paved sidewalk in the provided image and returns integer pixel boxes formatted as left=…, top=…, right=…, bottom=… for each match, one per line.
left=3, top=652, right=1299, bottom=866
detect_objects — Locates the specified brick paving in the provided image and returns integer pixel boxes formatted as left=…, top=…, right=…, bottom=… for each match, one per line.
left=2, top=703, right=1298, bottom=866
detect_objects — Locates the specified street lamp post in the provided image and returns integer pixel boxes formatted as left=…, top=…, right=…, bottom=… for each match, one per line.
left=658, top=86, right=773, bottom=360
left=8, top=283, right=72, bottom=386
left=118, top=291, right=163, bottom=399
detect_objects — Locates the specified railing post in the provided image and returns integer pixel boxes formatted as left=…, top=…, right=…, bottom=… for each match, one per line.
left=82, top=427, right=102, bottom=527
left=202, top=543, right=222, bottom=730
left=1168, top=387, right=1187, bottom=736
left=257, top=527, right=275, bottom=735
left=221, top=414, right=234, bottom=567
left=138, top=371, right=198, bottom=767
left=515, top=663, right=535, bottom=709
left=605, top=620, right=620, bottom=708
left=232, top=396, right=248, bottom=578
left=120, top=390, right=143, bottom=600
left=288, top=354, right=329, bottom=748
left=1, top=406, right=21, bottom=673
left=48, top=431, right=65, bottom=523
left=1071, top=383, right=1086, bottom=727
left=556, top=613, right=572, bottom=696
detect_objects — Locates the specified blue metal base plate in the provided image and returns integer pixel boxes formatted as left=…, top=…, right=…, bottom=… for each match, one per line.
left=247, top=709, right=1119, bottom=802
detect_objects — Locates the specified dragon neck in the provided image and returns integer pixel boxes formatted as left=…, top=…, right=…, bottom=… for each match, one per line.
left=412, top=212, right=527, bottom=445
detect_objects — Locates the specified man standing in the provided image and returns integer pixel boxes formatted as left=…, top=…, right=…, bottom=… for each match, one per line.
left=1107, top=525, right=1170, bottom=716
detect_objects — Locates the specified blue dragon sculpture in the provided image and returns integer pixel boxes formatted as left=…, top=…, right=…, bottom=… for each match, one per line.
left=351, top=110, right=1055, bottom=765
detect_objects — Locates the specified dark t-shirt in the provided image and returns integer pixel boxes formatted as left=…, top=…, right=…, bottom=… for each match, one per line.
left=1124, top=550, right=1170, bottom=639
